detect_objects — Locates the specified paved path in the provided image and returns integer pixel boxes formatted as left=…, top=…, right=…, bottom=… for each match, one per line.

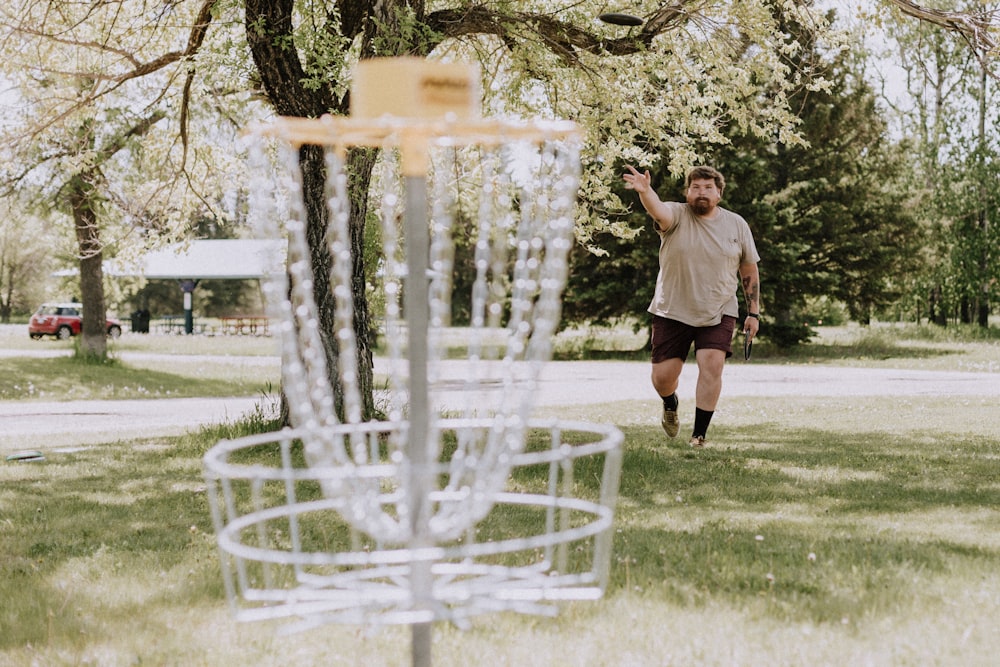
left=2, top=352, right=997, bottom=455
left=0, top=396, right=263, bottom=452
left=535, top=361, right=1000, bottom=403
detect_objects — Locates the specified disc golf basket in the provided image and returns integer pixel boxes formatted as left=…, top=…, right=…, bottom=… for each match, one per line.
left=203, top=58, right=623, bottom=666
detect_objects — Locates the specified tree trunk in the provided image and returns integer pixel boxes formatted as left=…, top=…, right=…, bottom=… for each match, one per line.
left=2, top=265, right=12, bottom=322
left=346, top=147, right=378, bottom=419
left=246, top=0, right=376, bottom=422
left=293, top=144, right=376, bottom=422
left=929, top=286, right=947, bottom=326
left=69, top=171, right=107, bottom=358
left=960, top=296, right=972, bottom=324
left=976, top=66, right=990, bottom=329
left=59, top=110, right=163, bottom=360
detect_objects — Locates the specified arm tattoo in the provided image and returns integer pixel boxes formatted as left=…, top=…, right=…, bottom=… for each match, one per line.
left=742, top=275, right=759, bottom=307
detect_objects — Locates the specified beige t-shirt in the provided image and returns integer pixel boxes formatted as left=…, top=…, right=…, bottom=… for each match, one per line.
left=647, top=202, right=760, bottom=327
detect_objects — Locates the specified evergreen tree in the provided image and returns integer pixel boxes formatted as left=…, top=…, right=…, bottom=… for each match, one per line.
left=566, top=5, right=925, bottom=346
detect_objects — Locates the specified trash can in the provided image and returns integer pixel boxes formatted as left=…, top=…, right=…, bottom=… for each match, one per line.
left=131, top=309, right=150, bottom=334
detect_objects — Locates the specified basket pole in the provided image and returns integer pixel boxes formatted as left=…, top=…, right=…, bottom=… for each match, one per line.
left=404, top=147, right=433, bottom=666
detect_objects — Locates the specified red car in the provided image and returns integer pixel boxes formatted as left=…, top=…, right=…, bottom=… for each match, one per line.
left=28, top=302, right=123, bottom=340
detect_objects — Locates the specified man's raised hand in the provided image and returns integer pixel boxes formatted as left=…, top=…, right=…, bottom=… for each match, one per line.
left=622, top=165, right=652, bottom=194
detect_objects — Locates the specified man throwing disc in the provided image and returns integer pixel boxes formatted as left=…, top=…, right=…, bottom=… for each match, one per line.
left=623, top=165, right=761, bottom=448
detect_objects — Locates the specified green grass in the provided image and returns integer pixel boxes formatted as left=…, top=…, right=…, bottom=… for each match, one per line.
left=2, top=395, right=999, bottom=664
left=108, top=329, right=280, bottom=357
left=749, top=323, right=1000, bottom=372
left=4, top=321, right=998, bottom=402
left=1, top=323, right=999, bottom=665
left=0, top=355, right=278, bottom=401
left=0, top=326, right=280, bottom=400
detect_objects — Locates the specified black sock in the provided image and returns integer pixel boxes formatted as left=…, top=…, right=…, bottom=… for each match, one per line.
left=661, top=393, right=678, bottom=410
left=693, top=408, right=714, bottom=438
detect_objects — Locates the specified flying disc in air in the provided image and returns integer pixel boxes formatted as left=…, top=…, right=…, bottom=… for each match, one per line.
left=598, top=12, right=643, bottom=26
left=6, top=450, right=45, bottom=463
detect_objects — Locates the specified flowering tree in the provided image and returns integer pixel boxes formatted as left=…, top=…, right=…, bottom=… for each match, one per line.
left=1, top=0, right=993, bottom=403
left=0, top=1, right=248, bottom=356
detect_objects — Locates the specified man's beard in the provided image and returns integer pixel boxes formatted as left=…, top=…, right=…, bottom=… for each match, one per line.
left=690, top=198, right=713, bottom=216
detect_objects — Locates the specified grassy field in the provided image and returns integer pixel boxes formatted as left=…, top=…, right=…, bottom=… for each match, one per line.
left=1, top=324, right=999, bottom=665
left=0, top=325, right=280, bottom=401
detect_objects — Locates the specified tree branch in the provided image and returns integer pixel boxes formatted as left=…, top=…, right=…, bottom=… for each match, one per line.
left=245, top=0, right=334, bottom=117
left=427, top=2, right=700, bottom=64
left=887, top=0, right=998, bottom=52
left=118, top=0, right=217, bottom=84
left=98, top=111, right=169, bottom=169
left=6, top=1, right=218, bottom=147
left=178, top=0, right=217, bottom=170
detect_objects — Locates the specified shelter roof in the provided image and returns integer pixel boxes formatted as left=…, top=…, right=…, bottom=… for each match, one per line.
left=108, top=239, right=286, bottom=280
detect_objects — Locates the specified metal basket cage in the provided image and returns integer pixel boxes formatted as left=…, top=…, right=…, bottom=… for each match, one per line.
left=204, top=418, right=623, bottom=630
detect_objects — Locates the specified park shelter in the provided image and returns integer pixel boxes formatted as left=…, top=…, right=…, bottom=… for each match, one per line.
left=109, top=239, right=286, bottom=333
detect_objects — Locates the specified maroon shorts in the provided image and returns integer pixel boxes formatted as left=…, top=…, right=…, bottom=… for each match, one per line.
left=651, top=315, right=737, bottom=363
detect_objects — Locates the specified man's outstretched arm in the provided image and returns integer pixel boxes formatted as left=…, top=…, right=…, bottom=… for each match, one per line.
left=622, top=165, right=677, bottom=232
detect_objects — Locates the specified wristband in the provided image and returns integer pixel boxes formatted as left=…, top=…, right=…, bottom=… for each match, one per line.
left=747, top=313, right=760, bottom=319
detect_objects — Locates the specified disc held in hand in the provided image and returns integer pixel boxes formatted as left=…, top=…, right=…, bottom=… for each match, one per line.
left=598, top=12, right=643, bottom=26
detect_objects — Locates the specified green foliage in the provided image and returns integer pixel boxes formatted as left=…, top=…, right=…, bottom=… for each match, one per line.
left=563, top=3, right=919, bottom=347
left=707, top=7, right=923, bottom=341
left=762, top=320, right=814, bottom=349
left=194, top=394, right=284, bottom=444
left=372, top=6, right=443, bottom=57
left=801, top=296, right=849, bottom=326
left=0, top=193, right=56, bottom=319
left=878, top=8, right=999, bottom=327
left=297, top=6, right=353, bottom=100
left=932, top=145, right=1000, bottom=324
left=562, top=224, right=658, bottom=330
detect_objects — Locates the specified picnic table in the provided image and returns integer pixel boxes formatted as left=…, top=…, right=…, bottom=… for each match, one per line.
left=153, top=315, right=208, bottom=334
left=220, top=315, right=270, bottom=336
left=154, top=315, right=185, bottom=334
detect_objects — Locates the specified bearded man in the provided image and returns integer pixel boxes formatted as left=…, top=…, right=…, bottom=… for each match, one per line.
left=623, top=165, right=761, bottom=448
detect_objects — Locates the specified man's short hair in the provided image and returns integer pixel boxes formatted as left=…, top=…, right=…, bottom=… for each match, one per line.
left=686, top=166, right=725, bottom=192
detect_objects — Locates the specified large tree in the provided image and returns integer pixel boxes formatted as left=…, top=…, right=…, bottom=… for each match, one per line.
left=713, top=11, right=925, bottom=340
left=242, top=0, right=845, bottom=419
left=563, top=3, right=926, bottom=345
left=2, top=0, right=993, bottom=405
left=0, top=1, right=245, bottom=356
